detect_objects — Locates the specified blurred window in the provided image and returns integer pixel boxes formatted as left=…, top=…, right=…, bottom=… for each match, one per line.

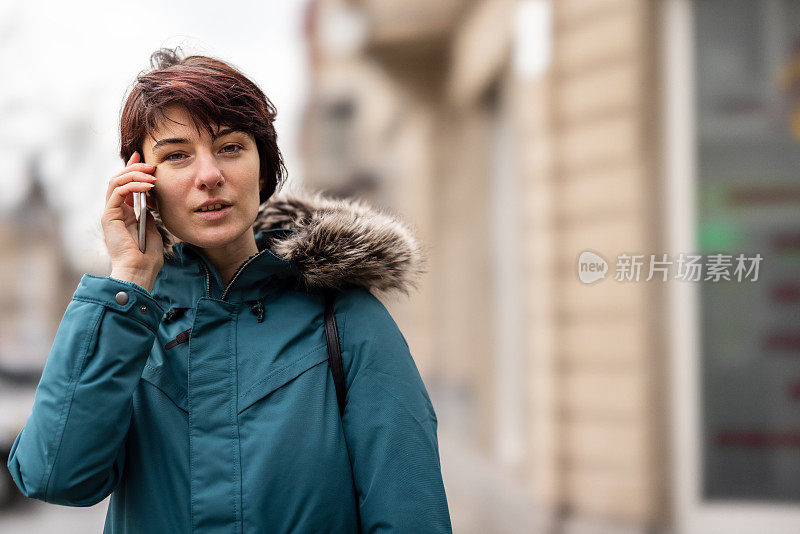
left=696, top=0, right=800, bottom=502
left=322, top=98, right=356, bottom=182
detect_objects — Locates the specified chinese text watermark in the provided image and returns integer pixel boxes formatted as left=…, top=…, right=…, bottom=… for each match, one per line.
left=577, top=251, right=763, bottom=284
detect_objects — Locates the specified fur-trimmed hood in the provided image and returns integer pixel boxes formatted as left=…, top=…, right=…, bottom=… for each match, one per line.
left=152, top=188, right=427, bottom=296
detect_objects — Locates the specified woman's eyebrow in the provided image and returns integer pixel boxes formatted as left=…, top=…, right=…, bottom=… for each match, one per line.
left=152, top=128, right=245, bottom=152
left=152, top=137, right=189, bottom=151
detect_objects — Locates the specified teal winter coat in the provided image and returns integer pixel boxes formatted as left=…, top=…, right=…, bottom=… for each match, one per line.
left=7, top=191, right=452, bottom=533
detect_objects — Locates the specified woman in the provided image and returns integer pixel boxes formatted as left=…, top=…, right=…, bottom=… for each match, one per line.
left=7, top=48, right=452, bottom=533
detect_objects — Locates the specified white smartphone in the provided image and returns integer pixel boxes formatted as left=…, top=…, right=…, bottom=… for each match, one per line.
left=134, top=192, right=146, bottom=252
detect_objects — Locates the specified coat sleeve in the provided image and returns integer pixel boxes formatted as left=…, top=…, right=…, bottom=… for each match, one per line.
left=7, top=274, right=165, bottom=506
left=338, top=288, right=452, bottom=533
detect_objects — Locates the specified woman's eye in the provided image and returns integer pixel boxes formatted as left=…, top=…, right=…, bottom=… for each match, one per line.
left=162, top=145, right=240, bottom=162
left=221, top=144, right=242, bottom=154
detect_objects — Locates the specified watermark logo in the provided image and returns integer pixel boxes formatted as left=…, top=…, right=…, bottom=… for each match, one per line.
left=577, top=250, right=609, bottom=284
left=577, top=251, right=763, bottom=284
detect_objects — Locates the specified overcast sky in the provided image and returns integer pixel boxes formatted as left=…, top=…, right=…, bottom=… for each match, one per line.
left=0, top=0, right=308, bottom=273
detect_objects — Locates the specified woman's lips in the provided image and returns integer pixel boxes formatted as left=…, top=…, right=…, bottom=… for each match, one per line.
left=194, top=205, right=232, bottom=221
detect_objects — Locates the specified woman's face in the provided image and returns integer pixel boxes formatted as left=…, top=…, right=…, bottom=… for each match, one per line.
left=141, top=104, right=263, bottom=250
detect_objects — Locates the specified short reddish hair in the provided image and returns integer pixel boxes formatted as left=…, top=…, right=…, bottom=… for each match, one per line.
left=119, top=47, right=286, bottom=204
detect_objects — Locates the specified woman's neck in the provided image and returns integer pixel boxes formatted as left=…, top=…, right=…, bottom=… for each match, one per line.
left=198, top=229, right=260, bottom=288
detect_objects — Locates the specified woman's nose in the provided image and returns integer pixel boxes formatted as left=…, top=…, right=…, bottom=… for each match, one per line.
left=194, top=151, right=225, bottom=190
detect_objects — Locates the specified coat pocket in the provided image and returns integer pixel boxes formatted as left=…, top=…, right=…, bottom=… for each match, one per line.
left=237, top=344, right=328, bottom=415
left=140, top=321, right=191, bottom=412
left=140, top=362, right=189, bottom=413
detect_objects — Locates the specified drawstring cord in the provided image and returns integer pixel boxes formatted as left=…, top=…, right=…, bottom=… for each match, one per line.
left=163, top=307, right=186, bottom=323
left=247, top=300, right=265, bottom=323
left=245, top=275, right=289, bottom=324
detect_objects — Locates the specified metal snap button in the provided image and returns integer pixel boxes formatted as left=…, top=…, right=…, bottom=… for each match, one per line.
left=139, top=304, right=148, bottom=314
left=115, top=291, right=129, bottom=305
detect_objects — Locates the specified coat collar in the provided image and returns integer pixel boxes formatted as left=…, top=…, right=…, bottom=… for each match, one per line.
left=150, top=188, right=426, bottom=306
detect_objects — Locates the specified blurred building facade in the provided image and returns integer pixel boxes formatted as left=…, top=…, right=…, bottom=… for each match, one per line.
left=0, top=167, right=80, bottom=372
left=302, top=1, right=800, bottom=533
left=0, top=162, right=81, bottom=508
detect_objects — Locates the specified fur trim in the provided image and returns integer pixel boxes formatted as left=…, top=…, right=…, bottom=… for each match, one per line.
left=154, top=188, right=426, bottom=296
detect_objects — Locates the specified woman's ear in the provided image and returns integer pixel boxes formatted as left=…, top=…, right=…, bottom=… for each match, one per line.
left=146, top=191, right=159, bottom=211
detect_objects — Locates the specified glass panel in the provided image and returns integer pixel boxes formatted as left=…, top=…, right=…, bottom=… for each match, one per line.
left=696, top=0, right=800, bottom=502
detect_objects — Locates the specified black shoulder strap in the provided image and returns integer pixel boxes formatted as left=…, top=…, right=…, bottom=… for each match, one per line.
left=323, top=289, right=346, bottom=417
left=323, top=289, right=363, bottom=528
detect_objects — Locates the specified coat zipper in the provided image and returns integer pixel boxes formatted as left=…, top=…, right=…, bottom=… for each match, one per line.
left=220, top=249, right=270, bottom=301
left=195, top=248, right=271, bottom=301
left=202, top=263, right=211, bottom=298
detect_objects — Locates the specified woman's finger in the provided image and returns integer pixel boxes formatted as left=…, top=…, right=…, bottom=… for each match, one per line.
left=105, top=181, right=155, bottom=218
left=107, top=163, right=157, bottom=201
left=106, top=170, right=157, bottom=203
left=108, top=150, right=155, bottom=196
left=109, top=162, right=155, bottom=181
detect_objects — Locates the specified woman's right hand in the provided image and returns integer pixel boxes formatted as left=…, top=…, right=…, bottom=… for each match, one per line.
left=102, top=150, right=164, bottom=293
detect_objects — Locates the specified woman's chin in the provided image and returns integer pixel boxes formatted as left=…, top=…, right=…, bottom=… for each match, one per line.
left=191, top=235, right=238, bottom=250
left=184, top=224, right=254, bottom=250
left=165, top=211, right=256, bottom=251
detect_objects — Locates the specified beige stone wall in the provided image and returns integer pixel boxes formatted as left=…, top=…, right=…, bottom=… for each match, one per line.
left=517, top=72, right=560, bottom=514
left=430, top=101, right=496, bottom=451
left=524, top=0, right=668, bottom=527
